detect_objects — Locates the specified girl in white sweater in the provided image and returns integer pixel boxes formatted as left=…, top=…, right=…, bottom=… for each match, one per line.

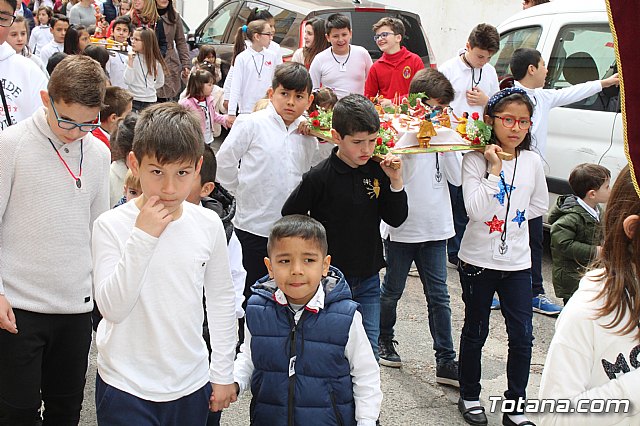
left=124, top=27, right=165, bottom=111
left=457, top=88, right=548, bottom=426
left=539, top=165, right=640, bottom=426
left=227, top=19, right=278, bottom=121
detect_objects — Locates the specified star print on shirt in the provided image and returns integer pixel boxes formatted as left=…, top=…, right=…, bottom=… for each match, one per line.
left=485, top=215, right=505, bottom=233
left=512, top=209, right=526, bottom=227
left=494, top=171, right=516, bottom=206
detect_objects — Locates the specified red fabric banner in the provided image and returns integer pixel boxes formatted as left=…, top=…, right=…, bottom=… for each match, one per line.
left=607, top=0, right=640, bottom=196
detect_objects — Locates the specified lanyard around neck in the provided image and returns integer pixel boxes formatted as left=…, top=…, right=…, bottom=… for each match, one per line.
left=47, top=138, right=84, bottom=188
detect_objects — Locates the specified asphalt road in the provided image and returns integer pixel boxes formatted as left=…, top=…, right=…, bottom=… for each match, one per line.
left=79, top=242, right=559, bottom=426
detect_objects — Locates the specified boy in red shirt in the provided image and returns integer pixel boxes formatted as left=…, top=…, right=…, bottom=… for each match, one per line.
left=364, top=17, right=424, bottom=103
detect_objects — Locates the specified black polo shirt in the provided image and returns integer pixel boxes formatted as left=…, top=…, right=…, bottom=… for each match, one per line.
left=282, top=147, right=408, bottom=278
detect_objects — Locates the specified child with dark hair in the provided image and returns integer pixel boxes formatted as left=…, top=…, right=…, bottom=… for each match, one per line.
left=456, top=88, right=547, bottom=426
left=109, top=111, right=138, bottom=206
left=364, top=16, right=424, bottom=101
left=216, top=62, right=318, bottom=346
left=46, top=50, right=66, bottom=74
left=29, top=5, right=53, bottom=54
left=308, top=87, right=338, bottom=164
left=92, top=85, right=133, bottom=150
left=179, top=69, right=231, bottom=145
left=282, top=94, right=408, bottom=359
left=378, top=68, right=461, bottom=388
left=234, top=214, right=382, bottom=425
left=39, top=13, right=68, bottom=64
left=222, top=7, right=282, bottom=111
left=0, top=54, right=109, bottom=424
left=92, top=103, right=237, bottom=424
left=125, top=26, right=166, bottom=111
left=63, top=23, right=89, bottom=54
left=227, top=19, right=281, bottom=120
left=83, top=44, right=110, bottom=75
left=510, top=47, right=619, bottom=315
left=291, top=17, right=328, bottom=69
left=309, top=13, right=372, bottom=99
left=193, top=44, right=222, bottom=82
left=549, top=163, right=611, bottom=304
left=107, top=14, right=131, bottom=89
left=540, top=165, right=640, bottom=425
left=439, top=23, right=500, bottom=293
left=0, top=0, right=47, bottom=129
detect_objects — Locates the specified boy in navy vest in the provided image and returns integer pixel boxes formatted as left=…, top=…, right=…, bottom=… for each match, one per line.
left=233, top=215, right=382, bottom=425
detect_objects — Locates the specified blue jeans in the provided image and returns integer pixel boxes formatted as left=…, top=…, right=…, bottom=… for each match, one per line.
left=380, top=239, right=456, bottom=364
left=458, top=265, right=533, bottom=413
left=447, top=183, right=469, bottom=260
left=528, top=216, right=545, bottom=297
left=96, top=374, right=212, bottom=425
left=345, top=274, right=381, bottom=360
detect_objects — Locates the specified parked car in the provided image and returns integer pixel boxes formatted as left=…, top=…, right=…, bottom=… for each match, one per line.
left=491, top=0, right=625, bottom=222
left=188, top=0, right=436, bottom=84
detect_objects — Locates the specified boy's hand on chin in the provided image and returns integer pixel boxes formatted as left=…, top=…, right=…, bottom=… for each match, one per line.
left=209, top=383, right=237, bottom=412
left=134, top=196, right=172, bottom=238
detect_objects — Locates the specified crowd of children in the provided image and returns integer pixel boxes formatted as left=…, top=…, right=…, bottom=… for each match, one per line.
left=0, top=1, right=636, bottom=425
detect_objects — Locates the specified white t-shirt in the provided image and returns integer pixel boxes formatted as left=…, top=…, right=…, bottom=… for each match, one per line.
left=309, top=45, right=373, bottom=99
left=93, top=200, right=237, bottom=401
left=216, top=103, right=318, bottom=237
left=458, top=150, right=548, bottom=271
left=228, top=45, right=279, bottom=115
left=439, top=51, right=500, bottom=120
left=381, top=129, right=461, bottom=242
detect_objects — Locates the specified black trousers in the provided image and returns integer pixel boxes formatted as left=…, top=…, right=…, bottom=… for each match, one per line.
left=0, top=309, right=92, bottom=426
left=235, top=228, right=268, bottom=345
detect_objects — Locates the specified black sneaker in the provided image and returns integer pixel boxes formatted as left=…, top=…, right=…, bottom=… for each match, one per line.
left=436, top=360, right=459, bottom=387
left=378, top=337, right=402, bottom=368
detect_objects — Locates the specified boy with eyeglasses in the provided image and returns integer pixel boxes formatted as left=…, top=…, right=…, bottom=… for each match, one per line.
left=364, top=17, right=424, bottom=102
left=0, top=54, right=109, bottom=424
left=0, top=0, right=47, bottom=130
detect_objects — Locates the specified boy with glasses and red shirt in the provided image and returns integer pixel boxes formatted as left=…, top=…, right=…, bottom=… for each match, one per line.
left=364, top=17, right=424, bottom=103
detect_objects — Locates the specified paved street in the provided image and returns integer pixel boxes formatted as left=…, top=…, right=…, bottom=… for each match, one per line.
left=80, top=242, right=559, bottom=425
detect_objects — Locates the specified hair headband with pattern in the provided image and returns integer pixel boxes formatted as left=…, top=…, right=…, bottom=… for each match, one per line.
left=486, top=87, right=529, bottom=116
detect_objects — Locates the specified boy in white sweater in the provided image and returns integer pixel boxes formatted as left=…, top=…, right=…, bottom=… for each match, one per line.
left=92, top=103, right=237, bottom=425
left=510, top=47, right=619, bottom=316
left=0, top=53, right=109, bottom=424
left=379, top=68, right=461, bottom=388
left=216, top=62, right=318, bottom=346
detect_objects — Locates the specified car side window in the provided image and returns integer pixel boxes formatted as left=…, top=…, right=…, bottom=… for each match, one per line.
left=491, top=26, right=542, bottom=79
left=199, top=1, right=240, bottom=44
left=545, top=24, right=618, bottom=112
left=264, top=4, right=303, bottom=58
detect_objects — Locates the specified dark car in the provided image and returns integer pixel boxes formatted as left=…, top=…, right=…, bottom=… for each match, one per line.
left=188, top=0, right=436, bottom=84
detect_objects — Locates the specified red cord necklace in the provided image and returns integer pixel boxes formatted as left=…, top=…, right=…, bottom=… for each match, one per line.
left=47, top=138, right=83, bottom=188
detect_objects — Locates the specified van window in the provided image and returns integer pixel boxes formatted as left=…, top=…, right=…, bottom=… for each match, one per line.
left=545, top=24, right=617, bottom=112
left=491, top=26, right=542, bottom=78
left=313, top=11, right=429, bottom=64
left=199, top=1, right=240, bottom=44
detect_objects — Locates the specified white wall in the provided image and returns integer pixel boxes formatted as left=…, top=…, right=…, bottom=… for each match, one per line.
left=380, top=0, right=522, bottom=64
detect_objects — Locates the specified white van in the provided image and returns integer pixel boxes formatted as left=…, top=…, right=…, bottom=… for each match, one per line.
left=491, top=0, right=625, bottom=220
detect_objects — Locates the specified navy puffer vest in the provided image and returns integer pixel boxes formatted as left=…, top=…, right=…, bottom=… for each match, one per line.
left=246, top=266, right=357, bottom=426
